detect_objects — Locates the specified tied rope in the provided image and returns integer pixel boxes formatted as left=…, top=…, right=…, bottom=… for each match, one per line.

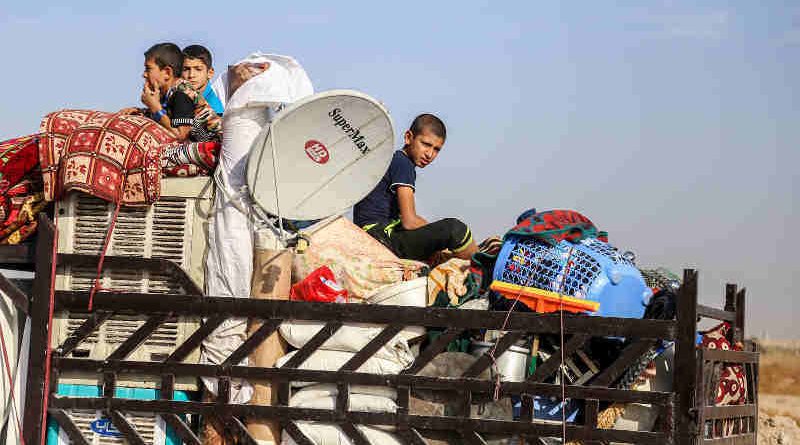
left=489, top=244, right=575, bottom=445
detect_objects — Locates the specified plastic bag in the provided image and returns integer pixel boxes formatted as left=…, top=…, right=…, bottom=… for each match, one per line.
left=290, top=266, right=348, bottom=303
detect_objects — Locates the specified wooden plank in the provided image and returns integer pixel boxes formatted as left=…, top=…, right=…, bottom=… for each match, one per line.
left=398, top=428, right=429, bottom=445
left=284, top=421, right=316, bottom=445
left=280, top=321, right=343, bottom=369
left=460, top=430, right=488, bottom=445
left=462, top=331, right=525, bottom=378
left=106, top=314, right=169, bottom=360
left=0, top=243, right=34, bottom=265
left=109, top=410, right=147, bottom=445
left=55, top=357, right=675, bottom=405
left=339, top=324, right=405, bottom=372
left=161, top=373, right=175, bottom=400
left=702, top=349, right=759, bottom=364
left=57, top=310, right=113, bottom=356
left=703, top=404, right=757, bottom=420
left=402, top=328, right=464, bottom=375
left=735, top=288, right=746, bottom=343
left=48, top=409, right=90, bottom=445
left=340, top=422, right=371, bottom=445
left=167, top=314, right=227, bottom=362
left=58, top=253, right=203, bottom=296
left=162, top=413, right=201, bottom=445
left=228, top=415, right=260, bottom=445
left=591, top=340, right=654, bottom=387
left=528, top=334, right=589, bottom=383
left=584, top=399, right=599, bottom=429
left=697, top=304, right=736, bottom=322
left=222, top=318, right=282, bottom=366
left=22, top=214, right=56, bottom=445
left=337, top=382, right=350, bottom=415
left=674, top=268, right=699, bottom=442
left=54, top=291, right=678, bottom=340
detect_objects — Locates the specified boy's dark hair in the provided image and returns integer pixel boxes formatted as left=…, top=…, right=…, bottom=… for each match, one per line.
left=144, top=43, right=183, bottom=77
left=409, top=113, right=447, bottom=140
left=183, top=45, right=213, bottom=68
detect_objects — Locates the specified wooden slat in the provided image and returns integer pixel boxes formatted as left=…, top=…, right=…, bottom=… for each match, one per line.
left=284, top=421, right=316, bottom=445
left=54, top=291, right=678, bottom=340
left=22, top=214, right=56, bottom=445
left=162, top=413, right=201, bottom=445
left=109, top=410, right=147, bottom=445
left=674, top=269, right=699, bottom=442
left=222, top=318, right=282, bottom=366
left=48, top=409, right=90, bottom=445
left=57, top=310, right=113, bottom=356
left=461, top=430, right=488, bottom=445
left=228, top=415, right=260, bottom=445
left=697, top=304, right=736, bottom=322
left=528, top=334, right=589, bottom=383
left=703, top=404, right=757, bottom=420
left=735, top=288, right=746, bottom=343
left=280, top=321, right=343, bottom=369
left=402, top=328, right=464, bottom=375
left=167, top=314, right=227, bottom=362
left=340, top=422, right=371, bottom=445
left=462, top=331, right=525, bottom=378
left=399, top=428, right=429, bottom=445
left=702, top=348, right=759, bottom=364
left=339, top=324, right=405, bottom=372
left=106, top=314, right=169, bottom=360
left=591, top=340, right=654, bottom=387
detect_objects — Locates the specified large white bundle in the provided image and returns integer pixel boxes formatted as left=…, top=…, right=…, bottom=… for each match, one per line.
left=290, top=388, right=397, bottom=414
left=276, top=350, right=406, bottom=387
left=281, top=422, right=402, bottom=445
left=279, top=321, right=415, bottom=364
left=290, top=383, right=397, bottom=402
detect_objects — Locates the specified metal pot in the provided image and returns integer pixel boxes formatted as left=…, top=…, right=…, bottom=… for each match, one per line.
left=469, top=341, right=530, bottom=382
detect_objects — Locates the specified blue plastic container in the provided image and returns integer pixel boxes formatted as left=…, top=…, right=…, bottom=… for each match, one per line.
left=47, top=384, right=194, bottom=445
left=493, top=236, right=650, bottom=318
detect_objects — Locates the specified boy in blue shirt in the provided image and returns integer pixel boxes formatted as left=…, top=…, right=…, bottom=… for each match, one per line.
left=354, top=114, right=478, bottom=262
left=181, top=45, right=224, bottom=115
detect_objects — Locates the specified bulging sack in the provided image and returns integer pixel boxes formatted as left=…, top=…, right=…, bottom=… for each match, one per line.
left=275, top=350, right=406, bottom=387
left=279, top=321, right=415, bottom=364
left=281, top=422, right=403, bottom=445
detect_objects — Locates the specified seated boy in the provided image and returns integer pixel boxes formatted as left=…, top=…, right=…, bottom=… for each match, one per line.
left=354, top=114, right=478, bottom=262
left=120, top=43, right=194, bottom=142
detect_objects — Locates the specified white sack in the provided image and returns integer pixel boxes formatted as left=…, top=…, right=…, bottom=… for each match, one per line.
left=276, top=350, right=406, bottom=387
left=279, top=321, right=414, bottom=365
left=282, top=422, right=402, bottom=445
left=289, top=383, right=397, bottom=403
left=290, top=389, right=397, bottom=414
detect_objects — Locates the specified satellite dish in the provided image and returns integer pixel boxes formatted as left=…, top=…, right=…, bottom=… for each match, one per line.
left=247, top=90, right=395, bottom=221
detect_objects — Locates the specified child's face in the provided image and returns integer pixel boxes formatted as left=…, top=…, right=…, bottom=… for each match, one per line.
left=142, top=58, right=173, bottom=92
left=403, top=129, right=444, bottom=168
left=182, top=57, right=214, bottom=91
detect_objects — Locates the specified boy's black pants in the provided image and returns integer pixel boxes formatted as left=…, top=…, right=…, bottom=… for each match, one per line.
left=365, top=218, right=472, bottom=261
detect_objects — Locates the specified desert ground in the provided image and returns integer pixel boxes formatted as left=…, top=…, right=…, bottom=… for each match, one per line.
left=756, top=340, right=800, bottom=444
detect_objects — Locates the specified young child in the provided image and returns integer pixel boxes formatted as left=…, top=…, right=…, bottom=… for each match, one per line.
left=354, top=114, right=478, bottom=262
left=120, top=43, right=194, bottom=142
left=181, top=45, right=224, bottom=116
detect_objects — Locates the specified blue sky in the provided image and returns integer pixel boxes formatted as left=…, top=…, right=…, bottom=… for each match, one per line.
left=1, top=1, right=798, bottom=338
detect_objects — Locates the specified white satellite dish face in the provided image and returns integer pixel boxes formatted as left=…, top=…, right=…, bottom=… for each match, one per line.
left=246, top=90, right=395, bottom=221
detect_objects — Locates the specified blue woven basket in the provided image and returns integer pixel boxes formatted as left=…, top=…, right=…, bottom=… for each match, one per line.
left=493, top=236, right=650, bottom=318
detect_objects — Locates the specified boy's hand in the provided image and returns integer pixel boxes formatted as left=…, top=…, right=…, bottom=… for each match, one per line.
left=140, top=82, right=161, bottom=111
left=117, top=107, right=142, bottom=116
